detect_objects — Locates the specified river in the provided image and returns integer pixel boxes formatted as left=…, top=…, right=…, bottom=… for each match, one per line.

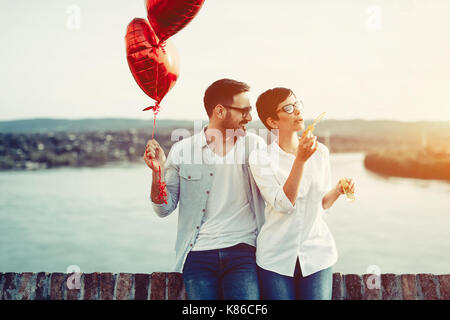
left=1, top=153, right=449, bottom=274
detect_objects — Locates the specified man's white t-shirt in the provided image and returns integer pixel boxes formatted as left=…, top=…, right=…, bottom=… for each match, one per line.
left=191, top=138, right=257, bottom=251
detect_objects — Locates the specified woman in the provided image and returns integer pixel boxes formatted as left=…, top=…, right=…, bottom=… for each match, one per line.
left=249, top=87, right=355, bottom=300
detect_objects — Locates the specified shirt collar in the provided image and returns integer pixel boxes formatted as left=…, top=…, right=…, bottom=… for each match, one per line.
left=194, top=125, right=245, bottom=149
left=192, top=125, right=209, bottom=149
left=270, top=140, right=296, bottom=159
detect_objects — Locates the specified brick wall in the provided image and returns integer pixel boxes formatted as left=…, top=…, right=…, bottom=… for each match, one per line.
left=1, top=272, right=449, bottom=300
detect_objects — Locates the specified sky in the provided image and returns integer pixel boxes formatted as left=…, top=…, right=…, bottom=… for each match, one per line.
left=1, top=0, right=450, bottom=122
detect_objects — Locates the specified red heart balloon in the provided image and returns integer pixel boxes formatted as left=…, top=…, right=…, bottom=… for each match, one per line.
left=125, top=18, right=180, bottom=104
left=146, top=0, right=205, bottom=43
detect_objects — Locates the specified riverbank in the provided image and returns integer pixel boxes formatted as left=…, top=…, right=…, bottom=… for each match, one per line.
left=0, top=129, right=173, bottom=170
left=0, top=130, right=402, bottom=171
left=3, top=118, right=450, bottom=171
left=364, top=148, right=450, bottom=181
left=2, top=125, right=450, bottom=173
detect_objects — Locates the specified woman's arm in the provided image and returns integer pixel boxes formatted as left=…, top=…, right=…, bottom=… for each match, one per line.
left=283, top=133, right=318, bottom=205
left=322, top=178, right=355, bottom=210
left=249, top=133, right=318, bottom=213
left=283, top=157, right=306, bottom=205
left=322, top=185, right=341, bottom=210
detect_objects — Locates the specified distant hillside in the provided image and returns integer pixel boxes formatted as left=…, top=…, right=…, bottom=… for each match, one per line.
left=0, top=118, right=449, bottom=145
left=311, top=119, right=450, bottom=143
left=248, top=119, right=450, bottom=145
left=0, top=118, right=199, bottom=134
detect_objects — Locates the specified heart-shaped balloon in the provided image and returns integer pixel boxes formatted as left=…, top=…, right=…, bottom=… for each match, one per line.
left=126, top=18, right=180, bottom=104
left=146, top=0, right=205, bottom=43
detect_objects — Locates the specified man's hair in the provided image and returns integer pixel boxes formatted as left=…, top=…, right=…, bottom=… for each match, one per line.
left=256, top=87, right=294, bottom=130
left=203, top=79, right=250, bottom=118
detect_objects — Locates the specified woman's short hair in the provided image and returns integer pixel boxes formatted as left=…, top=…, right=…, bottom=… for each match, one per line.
left=256, top=87, right=294, bottom=130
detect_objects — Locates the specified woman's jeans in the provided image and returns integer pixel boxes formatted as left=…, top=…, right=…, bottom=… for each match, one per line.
left=257, top=259, right=333, bottom=300
left=182, top=243, right=260, bottom=300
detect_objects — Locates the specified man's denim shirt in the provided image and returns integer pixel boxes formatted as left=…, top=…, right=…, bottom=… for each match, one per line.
left=151, top=129, right=266, bottom=272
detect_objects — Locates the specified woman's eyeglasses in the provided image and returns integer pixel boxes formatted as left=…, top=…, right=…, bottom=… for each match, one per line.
left=278, top=101, right=304, bottom=114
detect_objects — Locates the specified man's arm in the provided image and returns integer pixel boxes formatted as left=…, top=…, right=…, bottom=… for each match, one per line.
left=144, top=139, right=180, bottom=217
left=145, top=139, right=167, bottom=203
left=151, top=166, right=166, bottom=204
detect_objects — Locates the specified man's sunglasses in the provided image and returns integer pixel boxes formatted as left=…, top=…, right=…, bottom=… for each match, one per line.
left=222, top=105, right=252, bottom=117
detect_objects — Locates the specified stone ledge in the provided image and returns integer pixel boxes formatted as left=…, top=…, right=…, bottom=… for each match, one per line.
left=0, top=272, right=448, bottom=300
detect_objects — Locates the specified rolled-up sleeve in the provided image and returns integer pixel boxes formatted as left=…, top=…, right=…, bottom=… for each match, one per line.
left=151, top=143, right=180, bottom=217
left=249, top=148, right=297, bottom=214
left=321, top=145, right=333, bottom=215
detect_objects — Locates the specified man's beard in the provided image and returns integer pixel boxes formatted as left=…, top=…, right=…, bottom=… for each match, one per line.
left=222, top=114, right=247, bottom=137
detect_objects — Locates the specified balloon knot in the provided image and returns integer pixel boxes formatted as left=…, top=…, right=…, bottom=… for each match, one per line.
left=143, top=101, right=161, bottom=115
left=159, top=41, right=167, bottom=54
left=149, top=41, right=167, bottom=54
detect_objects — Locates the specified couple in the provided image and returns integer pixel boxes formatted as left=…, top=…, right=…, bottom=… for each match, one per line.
left=144, top=78, right=355, bottom=300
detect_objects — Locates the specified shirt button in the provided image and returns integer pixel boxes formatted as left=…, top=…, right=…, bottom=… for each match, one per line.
left=210, top=173, right=213, bottom=176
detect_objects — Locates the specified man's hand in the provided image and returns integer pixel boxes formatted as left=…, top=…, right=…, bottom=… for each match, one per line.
left=296, top=131, right=318, bottom=163
left=143, top=139, right=166, bottom=172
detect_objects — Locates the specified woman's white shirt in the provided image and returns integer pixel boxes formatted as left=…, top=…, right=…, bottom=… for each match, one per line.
left=249, top=141, right=338, bottom=277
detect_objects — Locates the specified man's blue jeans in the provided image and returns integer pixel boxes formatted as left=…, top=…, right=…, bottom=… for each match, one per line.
left=257, top=259, right=333, bottom=300
left=182, top=243, right=260, bottom=300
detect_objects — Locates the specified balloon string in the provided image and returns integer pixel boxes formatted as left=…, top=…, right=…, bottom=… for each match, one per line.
left=148, top=156, right=168, bottom=205
left=142, top=101, right=161, bottom=137
left=144, top=44, right=167, bottom=204
left=151, top=101, right=161, bottom=139
left=147, top=102, right=166, bottom=204
left=157, top=166, right=168, bottom=204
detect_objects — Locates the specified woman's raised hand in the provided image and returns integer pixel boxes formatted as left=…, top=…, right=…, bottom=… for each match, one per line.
left=297, top=131, right=318, bottom=163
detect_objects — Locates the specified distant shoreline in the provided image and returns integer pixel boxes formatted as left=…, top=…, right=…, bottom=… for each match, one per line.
left=364, top=149, right=450, bottom=181
left=1, top=119, right=450, bottom=174
left=0, top=129, right=373, bottom=171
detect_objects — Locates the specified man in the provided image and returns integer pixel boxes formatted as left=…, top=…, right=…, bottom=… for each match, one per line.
left=143, top=79, right=266, bottom=300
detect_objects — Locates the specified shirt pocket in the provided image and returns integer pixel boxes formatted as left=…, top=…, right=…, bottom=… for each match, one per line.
left=179, top=165, right=203, bottom=181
